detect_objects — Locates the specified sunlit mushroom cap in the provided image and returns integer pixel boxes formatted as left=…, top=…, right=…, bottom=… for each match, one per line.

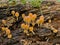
left=2, top=20, right=6, bottom=24
left=7, top=34, right=12, bottom=39
left=15, top=12, right=19, bottom=17
left=21, top=23, right=26, bottom=29
left=1, top=27, right=6, bottom=31
left=29, top=13, right=33, bottom=17
left=11, top=10, right=15, bottom=15
left=23, top=16, right=31, bottom=24
left=26, top=16, right=31, bottom=23
left=5, top=28, right=11, bottom=35
left=22, top=14, right=25, bottom=18
left=48, top=19, right=51, bottom=23
left=33, top=14, right=37, bottom=19
left=29, top=27, right=33, bottom=31
left=40, top=15, right=44, bottom=19
left=25, top=24, right=29, bottom=30
left=53, top=29, right=58, bottom=33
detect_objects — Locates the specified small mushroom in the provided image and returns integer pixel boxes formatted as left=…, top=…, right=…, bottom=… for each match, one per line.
left=25, top=24, right=29, bottom=30
left=21, top=23, right=26, bottom=29
left=11, top=10, right=15, bottom=16
left=5, top=28, right=11, bottom=35
left=29, top=13, right=33, bottom=17
left=31, top=14, right=37, bottom=22
left=24, top=30, right=28, bottom=34
left=21, top=23, right=29, bottom=35
left=22, top=14, right=25, bottom=18
left=29, top=13, right=33, bottom=20
left=53, top=29, right=58, bottom=33
left=39, top=15, right=44, bottom=26
left=7, top=34, right=12, bottom=39
left=2, top=20, right=7, bottom=25
left=1, top=27, right=6, bottom=31
left=48, top=19, right=51, bottom=23
left=24, top=16, right=31, bottom=24
left=29, top=26, right=35, bottom=34
left=15, top=12, right=19, bottom=20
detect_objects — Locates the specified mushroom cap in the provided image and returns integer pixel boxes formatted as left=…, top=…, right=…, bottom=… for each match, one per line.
left=29, top=27, right=33, bottom=31
left=15, top=12, right=19, bottom=17
left=48, top=19, right=51, bottom=23
left=21, top=23, right=26, bottom=29
left=40, top=15, right=44, bottom=19
left=11, top=10, right=15, bottom=15
left=2, top=20, right=6, bottom=24
left=53, top=29, right=58, bottom=33
left=5, top=28, right=11, bottom=35
left=22, top=14, right=25, bottom=18
left=1, top=27, right=6, bottom=31
left=7, top=34, right=12, bottom=39
left=25, top=24, right=29, bottom=30
left=29, top=13, right=33, bottom=17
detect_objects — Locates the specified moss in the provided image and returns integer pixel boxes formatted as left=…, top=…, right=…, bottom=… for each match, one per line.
left=30, top=0, right=42, bottom=7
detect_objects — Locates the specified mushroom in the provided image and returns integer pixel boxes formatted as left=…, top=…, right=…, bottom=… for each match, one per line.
left=5, top=28, right=11, bottom=35
left=22, top=14, right=25, bottom=18
left=1, top=27, right=6, bottom=31
left=24, top=30, right=29, bottom=35
left=7, top=34, right=12, bottom=39
left=29, top=13, right=33, bottom=17
left=25, top=24, right=29, bottom=30
left=36, top=19, right=40, bottom=26
left=29, top=13, right=33, bottom=20
left=24, top=16, right=31, bottom=25
left=31, top=14, right=37, bottom=26
left=31, top=14, right=37, bottom=22
left=11, top=10, right=15, bottom=16
left=48, top=19, right=51, bottom=23
left=21, top=23, right=29, bottom=35
left=2, top=20, right=7, bottom=25
left=53, top=29, right=58, bottom=33
left=21, top=23, right=26, bottom=29
left=15, top=12, right=19, bottom=20
left=39, top=15, right=44, bottom=26
left=24, top=24, right=29, bottom=35
left=29, top=26, right=35, bottom=34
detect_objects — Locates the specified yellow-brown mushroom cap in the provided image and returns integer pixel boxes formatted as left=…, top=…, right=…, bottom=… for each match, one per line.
left=25, top=24, right=29, bottom=30
left=21, top=23, right=26, bottom=29
left=29, top=27, right=33, bottom=32
left=2, top=20, right=6, bottom=24
left=23, top=16, right=31, bottom=24
left=15, top=12, right=19, bottom=17
left=5, top=28, right=11, bottom=35
left=26, top=16, right=31, bottom=23
left=11, top=10, right=15, bottom=15
left=7, top=34, right=12, bottom=39
left=1, top=27, right=6, bottom=31
left=39, top=15, right=44, bottom=19
left=22, top=14, right=25, bottom=18
left=33, top=14, right=37, bottom=19
left=48, top=19, right=51, bottom=23
left=53, top=29, right=58, bottom=33
left=29, top=13, right=33, bottom=17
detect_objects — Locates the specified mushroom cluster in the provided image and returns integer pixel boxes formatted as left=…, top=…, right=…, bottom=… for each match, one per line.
left=21, top=13, right=45, bottom=35
left=36, top=15, right=44, bottom=26
left=1, top=27, right=12, bottom=39
left=11, top=10, right=19, bottom=20
left=21, top=13, right=58, bottom=35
